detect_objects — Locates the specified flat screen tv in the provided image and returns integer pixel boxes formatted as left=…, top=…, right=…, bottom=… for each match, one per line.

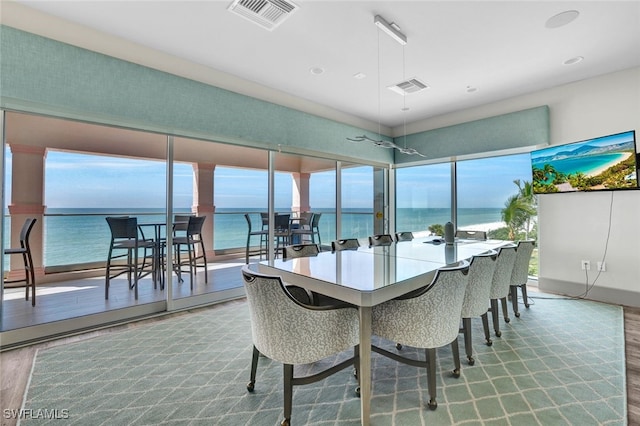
left=531, top=130, right=638, bottom=194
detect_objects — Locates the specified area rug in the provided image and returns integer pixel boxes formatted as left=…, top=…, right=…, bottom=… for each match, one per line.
left=20, top=296, right=626, bottom=425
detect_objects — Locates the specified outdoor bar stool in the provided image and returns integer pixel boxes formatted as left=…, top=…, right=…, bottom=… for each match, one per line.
left=105, top=216, right=156, bottom=300
left=4, top=217, right=37, bottom=306
left=173, top=215, right=208, bottom=288
left=244, top=213, right=268, bottom=264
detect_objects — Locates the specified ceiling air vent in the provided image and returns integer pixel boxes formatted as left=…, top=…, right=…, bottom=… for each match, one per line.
left=228, top=0, right=299, bottom=31
left=388, top=78, right=429, bottom=95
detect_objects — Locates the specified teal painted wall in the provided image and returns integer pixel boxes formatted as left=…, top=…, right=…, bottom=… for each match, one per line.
left=393, top=106, right=550, bottom=163
left=0, top=25, right=393, bottom=164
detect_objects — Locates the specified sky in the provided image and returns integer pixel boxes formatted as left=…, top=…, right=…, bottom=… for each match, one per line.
left=4, top=150, right=532, bottom=210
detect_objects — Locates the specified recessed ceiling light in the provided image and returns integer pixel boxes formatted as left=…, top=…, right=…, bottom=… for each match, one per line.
left=545, top=10, right=580, bottom=29
left=466, top=86, right=478, bottom=93
left=563, top=56, right=584, bottom=65
left=309, top=67, right=325, bottom=75
left=353, top=72, right=367, bottom=80
left=401, top=107, right=410, bottom=111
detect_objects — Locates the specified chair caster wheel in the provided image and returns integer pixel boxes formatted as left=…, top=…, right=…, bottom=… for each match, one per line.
left=247, top=381, right=255, bottom=392
left=428, top=399, right=438, bottom=410
left=396, top=343, right=403, bottom=350
left=467, top=357, right=475, bottom=366
left=525, top=303, right=530, bottom=308
left=505, top=317, right=510, bottom=323
left=452, top=368, right=460, bottom=378
left=353, top=368, right=358, bottom=379
left=281, top=418, right=290, bottom=426
left=355, top=386, right=361, bottom=397
left=515, top=312, right=520, bottom=318
left=486, top=339, right=493, bottom=346
left=495, top=330, right=502, bottom=337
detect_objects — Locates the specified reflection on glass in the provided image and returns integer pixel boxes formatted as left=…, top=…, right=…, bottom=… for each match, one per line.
left=341, top=164, right=374, bottom=239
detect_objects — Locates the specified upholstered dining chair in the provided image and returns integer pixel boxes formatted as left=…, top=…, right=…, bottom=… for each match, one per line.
left=368, top=234, right=394, bottom=247
left=395, top=231, right=414, bottom=242
left=331, top=238, right=360, bottom=251
left=488, top=245, right=517, bottom=337
left=4, top=217, right=37, bottom=306
left=281, top=244, right=319, bottom=305
left=244, top=213, right=268, bottom=264
left=241, top=266, right=360, bottom=426
left=105, top=216, right=156, bottom=300
left=282, top=243, right=320, bottom=259
left=455, top=229, right=487, bottom=240
left=510, top=240, right=536, bottom=317
left=370, top=261, right=470, bottom=410
left=173, top=215, right=208, bottom=288
left=459, top=250, right=497, bottom=365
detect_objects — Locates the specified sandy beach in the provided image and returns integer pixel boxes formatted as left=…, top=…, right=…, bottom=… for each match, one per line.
left=586, top=151, right=632, bottom=177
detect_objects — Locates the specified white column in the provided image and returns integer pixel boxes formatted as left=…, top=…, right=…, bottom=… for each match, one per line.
left=291, top=172, right=311, bottom=215
left=6, top=143, right=46, bottom=280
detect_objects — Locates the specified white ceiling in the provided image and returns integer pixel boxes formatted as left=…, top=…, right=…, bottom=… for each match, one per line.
left=9, top=1, right=640, bottom=129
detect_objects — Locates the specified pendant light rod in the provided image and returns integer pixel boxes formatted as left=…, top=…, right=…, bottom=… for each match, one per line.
left=374, top=15, right=407, bottom=45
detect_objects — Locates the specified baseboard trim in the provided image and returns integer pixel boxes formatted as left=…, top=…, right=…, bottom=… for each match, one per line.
left=538, top=277, right=640, bottom=308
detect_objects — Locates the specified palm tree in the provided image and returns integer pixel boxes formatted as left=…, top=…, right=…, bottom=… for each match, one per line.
left=502, top=180, right=537, bottom=240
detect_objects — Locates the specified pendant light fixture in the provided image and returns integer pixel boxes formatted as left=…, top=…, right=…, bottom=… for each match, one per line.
left=347, top=14, right=425, bottom=157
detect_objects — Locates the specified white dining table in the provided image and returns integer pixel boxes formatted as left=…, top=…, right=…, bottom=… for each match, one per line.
left=258, top=237, right=510, bottom=425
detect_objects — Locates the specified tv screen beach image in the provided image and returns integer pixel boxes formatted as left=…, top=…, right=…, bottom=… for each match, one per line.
left=531, top=131, right=638, bottom=194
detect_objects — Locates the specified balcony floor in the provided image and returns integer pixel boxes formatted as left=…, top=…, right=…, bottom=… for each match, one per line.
left=1, top=257, right=248, bottom=334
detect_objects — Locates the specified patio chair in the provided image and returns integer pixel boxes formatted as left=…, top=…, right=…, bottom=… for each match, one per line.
left=244, top=213, right=268, bottom=264
left=4, top=217, right=37, bottom=306
left=173, top=215, right=208, bottom=288
left=242, top=266, right=360, bottom=426
left=105, top=216, right=156, bottom=300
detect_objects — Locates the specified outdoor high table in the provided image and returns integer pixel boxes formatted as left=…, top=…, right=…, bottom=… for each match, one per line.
left=258, top=237, right=509, bottom=425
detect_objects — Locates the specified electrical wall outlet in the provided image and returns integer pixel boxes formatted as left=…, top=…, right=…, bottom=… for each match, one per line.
left=597, top=261, right=606, bottom=272
left=581, top=260, right=591, bottom=270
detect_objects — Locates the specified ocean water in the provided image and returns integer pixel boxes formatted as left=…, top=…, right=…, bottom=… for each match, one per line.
left=4, top=207, right=503, bottom=268
left=533, top=152, right=627, bottom=178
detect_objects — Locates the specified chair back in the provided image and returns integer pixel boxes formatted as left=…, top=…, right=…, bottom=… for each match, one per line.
left=331, top=238, right=360, bottom=251
left=298, top=212, right=314, bottom=227
left=274, top=213, right=291, bottom=231
left=241, top=265, right=358, bottom=365
left=18, top=218, right=37, bottom=249
left=511, top=240, right=535, bottom=286
left=311, top=212, right=322, bottom=228
left=244, top=213, right=254, bottom=233
left=461, top=250, right=497, bottom=318
left=260, top=212, right=269, bottom=230
left=489, top=245, right=517, bottom=299
left=395, top=231, right=414, bottom=242
left=106, top=216, right=138, bottom=240
left=455, top=229, right=487, bottom=240
left=283, top=244, right=320, bottom=259
left=372, top=262, right=470, bottom=349
left=369, top=234, right=394, bottom=246
left=186, top=216, right=206, bottom=237
left=174, top=214, right=191, bottom=233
